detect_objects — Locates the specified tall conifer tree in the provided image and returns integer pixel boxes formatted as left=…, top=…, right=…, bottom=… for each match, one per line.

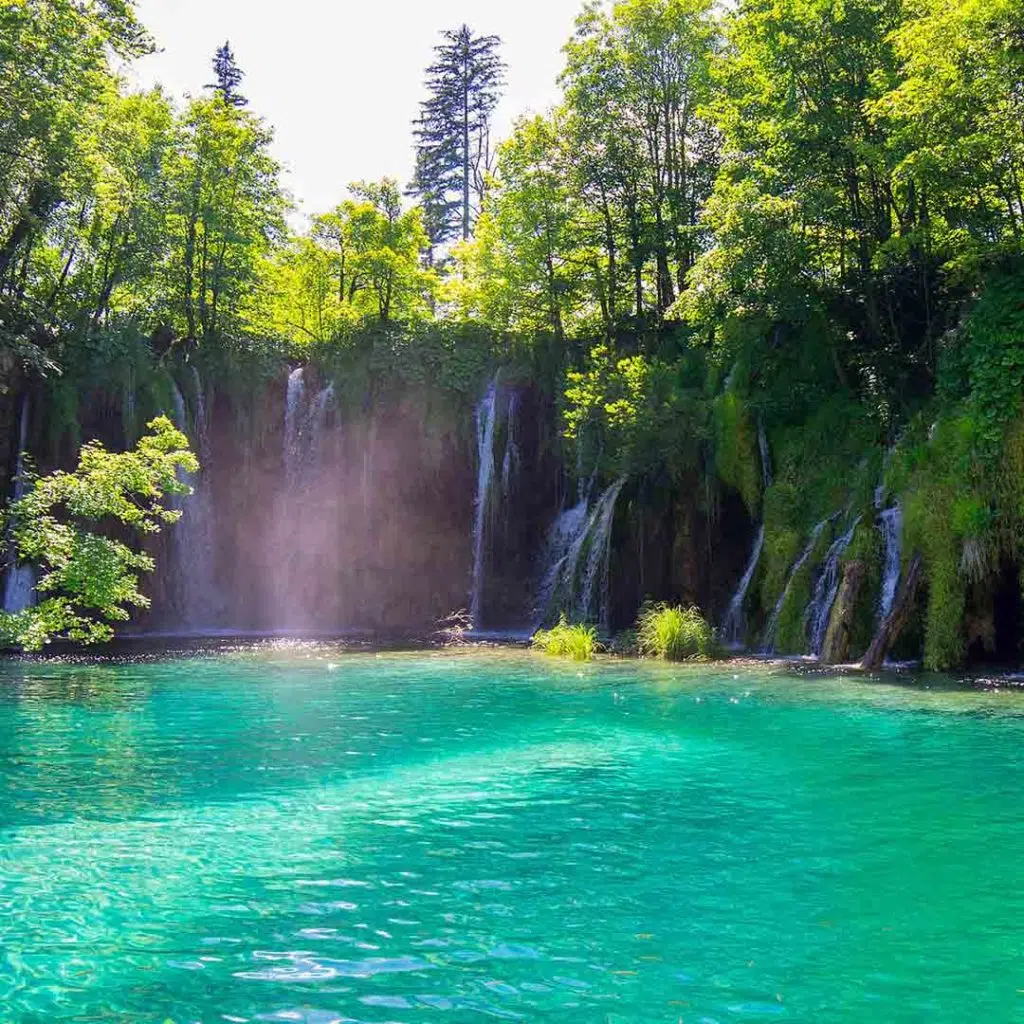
left=207, top=41, right=247, bottom=107
left=411, top=25, right=505, bottom=246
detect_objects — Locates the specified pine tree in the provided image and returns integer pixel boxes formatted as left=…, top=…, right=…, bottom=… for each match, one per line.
left=410, top=25, right=504, bottom=246
left=207, top=41, right=247, bottom=107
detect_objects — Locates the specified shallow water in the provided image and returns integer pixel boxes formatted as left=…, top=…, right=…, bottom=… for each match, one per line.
left=1, top=646, right=1023, bottom=1022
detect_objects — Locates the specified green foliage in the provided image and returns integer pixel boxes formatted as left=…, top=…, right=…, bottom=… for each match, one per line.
left=637, top=602, right=714, bottom=660
left=254, top=180, right=438, bottom=343
left=893, top=414, right=977, bottom=669
left=713, top=391, right=760, bottom=515
left=531, top=615, right=598, bottom=661
left=770, top=544, right=821, bottom=656
left=758, top=396, right=880, bottom=619
left=0, top=417, right=196, bottom=650
left=940, top=263, right=1024, bottom=452
left=842, top=520, right=883, bottom=659
left=563, top=343, right=708, bottom=481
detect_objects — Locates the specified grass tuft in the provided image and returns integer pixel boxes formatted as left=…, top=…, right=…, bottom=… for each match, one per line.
left=531, top=615, right=598, bottom=661
left=637, top=603, right=714, bottom=660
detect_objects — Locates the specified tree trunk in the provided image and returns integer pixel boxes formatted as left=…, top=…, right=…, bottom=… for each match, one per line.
left=0, top=180, right=60, bottom=283
left=861, top=551, right=923, bottom=671
left=821, top=559, right=865, bottom=665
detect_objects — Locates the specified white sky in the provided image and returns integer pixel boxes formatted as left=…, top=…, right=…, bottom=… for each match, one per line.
left=128, top=0, right=584, bottom=220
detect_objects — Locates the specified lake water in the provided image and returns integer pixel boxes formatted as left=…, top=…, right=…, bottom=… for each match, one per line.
left=1, top=645, right=1022, bottom=1022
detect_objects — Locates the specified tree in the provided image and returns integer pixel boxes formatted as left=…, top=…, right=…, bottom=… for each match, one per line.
left=0, top=417, right=196, bottom=650
left=207, top=41, right=247, bottom=107
left=560, top=0, right=719, bottom=318
left=253, top=179, right=437, bottom=341
left=452, top=114, right=588, bottom=341
left=164, top=96, right=286, bottom=343
left=410, top=25, right=505, bottom=246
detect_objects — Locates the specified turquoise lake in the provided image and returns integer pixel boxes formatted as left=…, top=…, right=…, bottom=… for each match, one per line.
left=1, top=646, right=1023, bottom=1022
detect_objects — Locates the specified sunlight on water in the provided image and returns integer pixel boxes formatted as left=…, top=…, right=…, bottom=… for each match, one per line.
left=1, top=647, right=1023, bottom=1022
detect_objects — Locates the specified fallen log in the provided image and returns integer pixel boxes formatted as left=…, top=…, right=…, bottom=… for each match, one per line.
left=861, top=551, right=923, bottom=671
left=821, top=559, right=865, bottom=665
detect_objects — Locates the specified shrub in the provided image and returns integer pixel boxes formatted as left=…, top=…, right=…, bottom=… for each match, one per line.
left=531, top=615, right=598, bottom=661
left=637, top=603, right=714, bottom=660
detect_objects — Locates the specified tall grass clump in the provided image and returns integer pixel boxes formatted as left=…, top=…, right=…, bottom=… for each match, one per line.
left=531, top=615, right=598, bottom=661
left=637, top=603, right=714, bottom=660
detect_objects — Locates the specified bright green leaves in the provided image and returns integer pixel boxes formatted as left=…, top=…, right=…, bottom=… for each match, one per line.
left=255, top=178, right=437, bottom=344
left=166, top=96, right=287, bottom=343
left=0, top=416, right=196, bottom=649
left=565, top=343, right=705, bottom=480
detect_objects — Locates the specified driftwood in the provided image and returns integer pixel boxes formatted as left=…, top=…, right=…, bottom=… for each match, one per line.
left=820, top=559, right=865, bottom=665
left=861, top=551, right=923, bottom=671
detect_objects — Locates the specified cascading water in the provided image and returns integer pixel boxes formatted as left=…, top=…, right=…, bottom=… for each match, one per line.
left=758, top=419, right=773, bottom=489
left=535, top=499, right=589, bottom=625
left=721, top=526, right=765, bottom=648
left=500, top=391, right=520, bottom=538
left=283, top=367, right=307, bottom=488
left=169, top=371, right=221, bottom=628
left=283, top=367, right=335, bottom=490
left=721, top=421, right=773, bottom=647
left=535, top=477, right=627, bottom=630
left=578, top=476, right=626, bottom=628
left=807, top=516, right=861, bottom=656
left=469, top=379, right=499, bottom=626
left=877, top=504, right=902, bottom=623
left=761, top=516, right=832, bottom=652
left=2, top=396, right=34, bottom=613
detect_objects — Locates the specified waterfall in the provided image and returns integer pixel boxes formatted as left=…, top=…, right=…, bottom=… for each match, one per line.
left=721, top=421, right=772, bottom=648
left=2, top=396, right=34, bottom=614
left=501, top=394, right=519, bottom=501
left=578, top=476, right=626, bottom=628
left=807, top=516, right=861, bottom=656
left=535, top=476, right=626, bottom=630
left=283, top=367, right=307, bottom=487
left=535, top=499, right=589, bottom=625
left=761, top=516, right=832, bottom=652
left=169, top=370, right=221, bottom=628
left=721, top=525, right=764, bottom=648
left=877, top=505, right=902, bottom=623
left=283, top=368, right=334, bottom=491
left=469, top=379, right=498, bottom=626
left=758, top=419, right=773, bottom=488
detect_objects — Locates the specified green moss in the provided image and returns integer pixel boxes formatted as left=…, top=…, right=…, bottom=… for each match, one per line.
left=713, top=391, right=761, bottom=515
left=896, top=414, right=977, bottom=670
left=843, top=520, right=883, bottom=659
left=773, top=564, right=813, bottom=654
left=760, top=480, right=802, bottom=612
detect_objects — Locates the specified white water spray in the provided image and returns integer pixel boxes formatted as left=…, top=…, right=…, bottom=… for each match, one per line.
left=762, top=516, right=832, bottom=652
left=807, top=516, right=861, bottom=656
left=877, top=505, right=902, bottom=624
left=721, top=421, right=773, bottom=647
left=169, top=370, right=221, bottom=628
left=535, top=477, right=626, bottom=630
left=469, top=379, right=498, bottom=626
left=2, top=396, right=34, bottom=613
left=721, top=525, right=765, bottom=648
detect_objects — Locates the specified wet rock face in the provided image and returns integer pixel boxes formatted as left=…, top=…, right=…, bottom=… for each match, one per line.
left=176, top=383, right=478, bottom=632
left=821, top=559, right=866, bottom=665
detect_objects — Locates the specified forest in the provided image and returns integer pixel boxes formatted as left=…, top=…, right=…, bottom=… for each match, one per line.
left=1, top=0, right=1023, bottom=670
